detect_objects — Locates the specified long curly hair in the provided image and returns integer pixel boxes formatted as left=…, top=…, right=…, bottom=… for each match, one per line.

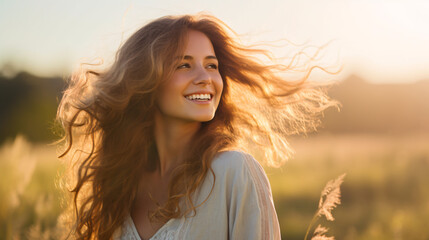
left=56, top=13, right=340, bottom=240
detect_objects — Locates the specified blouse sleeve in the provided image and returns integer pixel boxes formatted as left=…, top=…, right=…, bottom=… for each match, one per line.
left=228, top=152, right=281, bottom=240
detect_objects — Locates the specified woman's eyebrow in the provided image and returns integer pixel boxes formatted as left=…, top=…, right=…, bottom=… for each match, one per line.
left=178, top=55, right=218, bottom=60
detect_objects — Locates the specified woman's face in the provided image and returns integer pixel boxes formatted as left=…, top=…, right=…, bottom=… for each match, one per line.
left=156, top=30, right=223, bottom=122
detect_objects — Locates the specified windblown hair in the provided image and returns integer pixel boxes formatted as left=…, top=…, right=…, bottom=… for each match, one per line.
left=56, top=13, right=340, bottom=240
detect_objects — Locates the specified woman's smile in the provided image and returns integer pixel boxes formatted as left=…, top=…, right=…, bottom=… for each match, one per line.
left=184, top=92, right=214, bottom=104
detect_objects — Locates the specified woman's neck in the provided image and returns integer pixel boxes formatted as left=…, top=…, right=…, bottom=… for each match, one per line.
left=153, top=112, right=200, bottom=177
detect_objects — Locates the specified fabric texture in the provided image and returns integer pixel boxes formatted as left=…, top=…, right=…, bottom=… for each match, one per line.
left=113, top=150, right=281, bottom=240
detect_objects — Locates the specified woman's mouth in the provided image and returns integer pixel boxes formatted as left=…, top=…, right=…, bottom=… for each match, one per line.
left=184, top=93, right=212, bottom=102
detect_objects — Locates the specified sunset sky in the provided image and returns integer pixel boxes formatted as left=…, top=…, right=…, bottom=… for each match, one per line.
left=1, top=0, right=428, bottom=83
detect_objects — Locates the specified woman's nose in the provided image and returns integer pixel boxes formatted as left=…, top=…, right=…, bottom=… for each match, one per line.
left=192, top=66, right=211, bottom=85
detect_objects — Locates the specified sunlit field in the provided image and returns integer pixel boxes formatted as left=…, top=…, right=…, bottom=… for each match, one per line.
left=1, top=133, right=428, bottom=240
left=0, top=136, right=64, bottom=239
left=269, top=133, right=429, bottom=240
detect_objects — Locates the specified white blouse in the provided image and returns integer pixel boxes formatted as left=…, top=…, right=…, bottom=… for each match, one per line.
left=113, top=150, right=281, bottom=240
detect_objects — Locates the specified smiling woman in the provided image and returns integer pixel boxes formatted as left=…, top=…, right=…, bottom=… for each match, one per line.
left=55, top=13, right=339, bottom=240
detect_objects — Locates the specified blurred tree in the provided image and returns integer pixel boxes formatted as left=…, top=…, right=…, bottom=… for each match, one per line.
left=0, top=72, right=66, bottom=143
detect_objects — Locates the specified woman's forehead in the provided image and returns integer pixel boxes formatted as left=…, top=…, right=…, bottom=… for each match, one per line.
left=181, top=30, right=216, bottom=57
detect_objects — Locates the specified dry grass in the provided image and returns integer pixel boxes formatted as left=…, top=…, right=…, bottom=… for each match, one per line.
left=305, top=173, right=345, bottom=240
left=0, top=136, right=63, bottom=240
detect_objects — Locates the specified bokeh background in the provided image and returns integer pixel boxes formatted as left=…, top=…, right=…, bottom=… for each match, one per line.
left=1, top=0, right=428, bottom=239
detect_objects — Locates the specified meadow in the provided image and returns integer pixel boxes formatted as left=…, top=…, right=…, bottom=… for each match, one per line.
left=0, top=133, right=428, bottom=239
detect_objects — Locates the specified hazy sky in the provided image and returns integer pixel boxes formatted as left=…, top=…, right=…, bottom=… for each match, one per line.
left=1, top=0, right=428, bottom=83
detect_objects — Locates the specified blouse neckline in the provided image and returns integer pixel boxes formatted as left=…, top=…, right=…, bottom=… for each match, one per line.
left=126, top=214, right=176, bottom=240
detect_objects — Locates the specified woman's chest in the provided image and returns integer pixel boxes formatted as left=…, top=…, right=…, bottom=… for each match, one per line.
left=131, top=182, right=170, bottom=239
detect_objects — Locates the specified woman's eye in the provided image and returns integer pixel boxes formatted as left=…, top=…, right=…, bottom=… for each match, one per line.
left=177, top=63, right=190, bottom=69
left=208, top=64, right=218, bottom=69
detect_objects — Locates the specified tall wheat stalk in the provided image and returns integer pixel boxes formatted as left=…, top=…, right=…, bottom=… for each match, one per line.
left=304, top=173, right=346, bottom=240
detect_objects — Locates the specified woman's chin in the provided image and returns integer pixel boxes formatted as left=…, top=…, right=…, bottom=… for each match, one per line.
left=194, top=116, right=215, bottom=123
left=188, top=113, right=215, bottom=123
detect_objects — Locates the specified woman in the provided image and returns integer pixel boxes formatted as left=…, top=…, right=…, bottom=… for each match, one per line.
left=56, top=13, right=339, bottom=240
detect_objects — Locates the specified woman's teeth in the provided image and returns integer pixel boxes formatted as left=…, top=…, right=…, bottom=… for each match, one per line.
left=185, top=94, right=211, bottom=101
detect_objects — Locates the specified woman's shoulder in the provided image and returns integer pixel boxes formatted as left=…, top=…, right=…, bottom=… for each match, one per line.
left=212, top=150, right=253, bottom=168
left=210, top=150, right=265, bottom=180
